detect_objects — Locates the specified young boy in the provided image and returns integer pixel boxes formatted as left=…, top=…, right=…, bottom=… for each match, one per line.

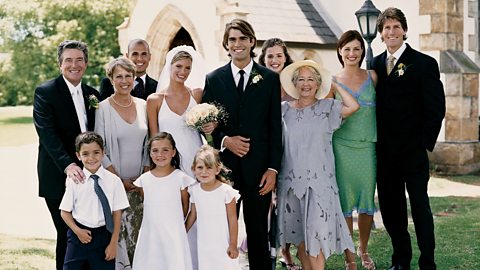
left=59, top=132, right=129, bottom=269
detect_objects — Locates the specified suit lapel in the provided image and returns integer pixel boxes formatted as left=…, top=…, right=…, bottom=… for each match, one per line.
left=220, top=63, right=241, bottom=99
left=57, top=76, right=82, bottom=132
left=82, top=85, right=97, bottom=131
left=385, top=44, right=412, bottom=78
left=243, top=62, right=261, bottom=98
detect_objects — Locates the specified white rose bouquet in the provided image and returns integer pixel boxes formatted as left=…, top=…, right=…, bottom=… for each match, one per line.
left=185, top=103, right=227, bottom=146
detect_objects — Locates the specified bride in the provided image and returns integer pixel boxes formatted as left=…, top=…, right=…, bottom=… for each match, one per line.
left=147, top=45, right=211, bottom=177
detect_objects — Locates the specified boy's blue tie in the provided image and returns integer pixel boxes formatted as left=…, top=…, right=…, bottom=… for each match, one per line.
left=91, top=174, right=114, bottom=233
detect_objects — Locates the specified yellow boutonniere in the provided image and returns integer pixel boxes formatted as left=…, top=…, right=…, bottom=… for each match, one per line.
left=88, top=95, right=99, bottom=109
left=395, top=63, right=410, bottom=77
left=250, top=70, right=263, bottom=85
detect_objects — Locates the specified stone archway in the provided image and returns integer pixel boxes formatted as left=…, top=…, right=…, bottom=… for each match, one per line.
left=145, top=4, right=204, bottom=79
left=169, top=27, right=195, bottom=50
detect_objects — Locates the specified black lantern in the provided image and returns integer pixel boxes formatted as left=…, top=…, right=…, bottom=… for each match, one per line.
left=355, top=0, right=381, bottom=69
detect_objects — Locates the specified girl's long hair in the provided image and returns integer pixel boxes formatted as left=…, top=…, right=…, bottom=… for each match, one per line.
left=147, top=132, right=181, bottom=169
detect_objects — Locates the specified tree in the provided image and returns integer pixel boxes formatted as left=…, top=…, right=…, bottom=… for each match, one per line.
left=0, top=0, right=129, bottom=106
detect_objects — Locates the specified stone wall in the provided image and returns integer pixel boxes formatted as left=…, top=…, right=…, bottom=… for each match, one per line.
left=420, top=0, right=480, bottom=175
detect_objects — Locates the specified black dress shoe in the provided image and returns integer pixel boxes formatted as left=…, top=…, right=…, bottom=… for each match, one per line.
left=388, top=265, right=410, bottom=270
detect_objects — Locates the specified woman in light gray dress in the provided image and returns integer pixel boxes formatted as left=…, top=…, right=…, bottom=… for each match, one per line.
left=95, top=57, right=149, bottom=269
left=277, top=60, right=358, bottom=270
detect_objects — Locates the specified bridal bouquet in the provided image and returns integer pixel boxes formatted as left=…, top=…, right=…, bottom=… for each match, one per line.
left=185, top=103, right=227, bottom=146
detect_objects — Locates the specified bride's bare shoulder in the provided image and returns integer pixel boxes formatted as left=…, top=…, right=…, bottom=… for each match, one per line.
left=191, top=88, right=203, bottom=103
left=146, top=92, right=165, bottom=106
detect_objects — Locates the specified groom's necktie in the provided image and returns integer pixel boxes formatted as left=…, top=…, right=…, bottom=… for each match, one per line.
left=91, top=174, right=114, bottom=233
left=133, top=77, right=145, bottom=98
left=237, top=70, right=245, bottom=97
left=387, top=55, right=396, bottom=75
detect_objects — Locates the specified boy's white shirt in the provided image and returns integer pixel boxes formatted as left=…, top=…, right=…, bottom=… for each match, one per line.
left=59, top=166, right=129, bottom=228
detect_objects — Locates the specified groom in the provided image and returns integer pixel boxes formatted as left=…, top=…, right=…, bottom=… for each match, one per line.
left=202, top=19, right=282, bottom=269
left=371, top=8, right=445, bottom=270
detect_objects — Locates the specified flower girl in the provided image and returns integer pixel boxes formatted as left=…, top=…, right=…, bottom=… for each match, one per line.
left=186, top=145, right=241, bottom=270
left=132, top=132, right=195, bottom=269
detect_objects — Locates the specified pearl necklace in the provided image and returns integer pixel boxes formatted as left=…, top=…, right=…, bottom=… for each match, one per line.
left=111, top=95, right=133, bottom=108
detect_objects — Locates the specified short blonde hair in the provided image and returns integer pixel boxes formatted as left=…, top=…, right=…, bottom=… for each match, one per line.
left=105, top=57, right=136, bottom=81
left=292, top=66, right=322, bottom=90
left=191, top=145, right=231, bottom=184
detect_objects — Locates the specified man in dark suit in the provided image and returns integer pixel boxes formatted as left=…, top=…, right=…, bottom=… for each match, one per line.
left=33, top=40, right=99, bottom=269
left=202, top=19, right=282, bottom=269
left=371, top=8, right=446, bottom=270
left=99, top=39, right=158, bottom=100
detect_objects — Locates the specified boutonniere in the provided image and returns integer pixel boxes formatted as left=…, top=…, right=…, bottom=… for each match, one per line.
left=395, top=63, right=411, bottom=77
left=88, top=94, right=99, bottom=109
left=250, top=70, right=263, bottom=85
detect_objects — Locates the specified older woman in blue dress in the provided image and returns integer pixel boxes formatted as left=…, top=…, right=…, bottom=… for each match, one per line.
left=277, top=60, right=358, bottom=270
left=95, top=57, right=149, bottom=269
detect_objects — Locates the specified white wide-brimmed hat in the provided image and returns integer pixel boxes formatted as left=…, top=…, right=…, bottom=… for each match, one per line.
left=280, top=60, right=331, bottom=99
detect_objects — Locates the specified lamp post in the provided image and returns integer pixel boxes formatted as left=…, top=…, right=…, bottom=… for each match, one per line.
left=355, top=0, right=381, bottom=69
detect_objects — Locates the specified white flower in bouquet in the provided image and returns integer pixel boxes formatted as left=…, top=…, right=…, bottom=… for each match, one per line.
left=185, top=103, right=227, bottom=146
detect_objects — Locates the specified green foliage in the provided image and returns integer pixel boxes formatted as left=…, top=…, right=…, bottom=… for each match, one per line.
left=0, top=0, right=129, bottom=106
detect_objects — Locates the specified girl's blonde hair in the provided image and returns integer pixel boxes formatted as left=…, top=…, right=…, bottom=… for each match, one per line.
left=192, top=145, right=231, bottom=184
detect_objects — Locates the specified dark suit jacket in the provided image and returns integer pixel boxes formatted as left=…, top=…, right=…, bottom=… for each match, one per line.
left=202, top=62, right=282, bottom=187
left=98, top=75, right=158, bottom=101
left=371, top=44, right=445, bottom=163
left=33, top=76, right=99, bottom=199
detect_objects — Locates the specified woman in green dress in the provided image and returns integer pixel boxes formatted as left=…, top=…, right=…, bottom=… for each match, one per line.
left=327, top=30, right=378, bottom=270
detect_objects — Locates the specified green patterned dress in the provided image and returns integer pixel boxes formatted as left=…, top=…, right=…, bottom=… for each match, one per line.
left=332, top=71, right=377, bottom=217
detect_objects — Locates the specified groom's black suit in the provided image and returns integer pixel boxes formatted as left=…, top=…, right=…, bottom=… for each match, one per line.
left=33, top=75, right=98, bottom=269
left=202, top=61, right=282, bottom=269
left=371, top=44, right=445, bottom=269
left=98, top=74, right=157, bottom=101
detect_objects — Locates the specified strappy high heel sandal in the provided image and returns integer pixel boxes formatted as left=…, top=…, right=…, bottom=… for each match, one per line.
left=345, top=261, right=357, bottom=270
left=357, top=248, right=376, bottom=270
left=280, top=259, right=302, bottom=270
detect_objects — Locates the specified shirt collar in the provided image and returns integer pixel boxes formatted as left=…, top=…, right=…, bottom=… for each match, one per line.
left=135, top=74, right=147, bottom=85
left=231, top=59, right=254, bottom=77
left=388, top=42, right=407, bottom=61
left=63, top=75, right=83, bottom=95
left=83, top=166, right=106, bottom=182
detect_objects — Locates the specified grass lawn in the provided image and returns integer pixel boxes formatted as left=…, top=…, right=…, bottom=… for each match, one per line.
left=278, top=196, right=480, bottom=269
left=0, top=106, right=37, bottom=146
left=0, top=234, right=55, bottom=270
left=0, top=197, right=477, bottom=269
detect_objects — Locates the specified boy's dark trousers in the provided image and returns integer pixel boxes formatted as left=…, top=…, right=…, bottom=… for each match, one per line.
left=63, top=221, right=114, bottom=270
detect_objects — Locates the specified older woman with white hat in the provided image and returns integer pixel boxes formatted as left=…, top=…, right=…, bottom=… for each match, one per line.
left=277, top=60, right=359, bottom=270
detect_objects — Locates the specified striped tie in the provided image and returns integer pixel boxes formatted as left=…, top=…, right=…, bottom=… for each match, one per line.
left=387, top=55, right=396, bottom=75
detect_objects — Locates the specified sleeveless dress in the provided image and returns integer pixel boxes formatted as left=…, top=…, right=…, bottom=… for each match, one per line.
left=158, top=93, right=203, bottom=269
left=277, top=99, right=355, bottom=259
left=188, top=183, right=241, bottom=270
left=157, top=94, right=203, bottom=177
left=332, top=72, right=377, bottom=217
left=132, top=169, right=195, bottom=270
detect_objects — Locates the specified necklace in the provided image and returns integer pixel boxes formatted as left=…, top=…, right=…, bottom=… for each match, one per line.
left=111, top=95, right=133, bottom=108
